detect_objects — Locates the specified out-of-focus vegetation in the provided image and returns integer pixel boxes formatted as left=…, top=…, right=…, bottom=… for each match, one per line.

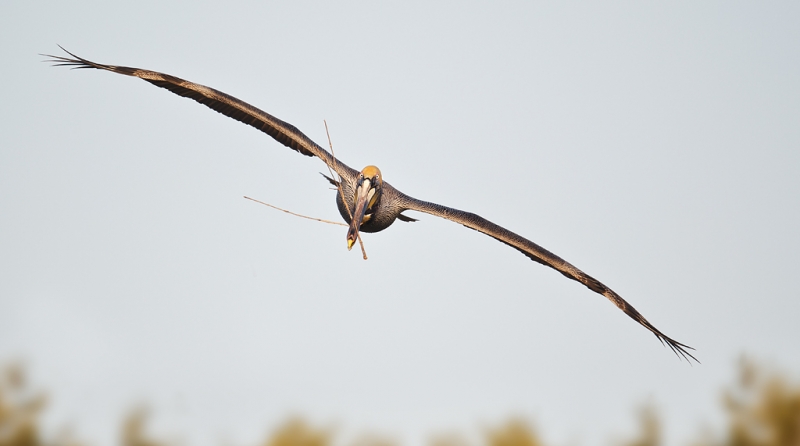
left=617, top=403, right=661, bottom=446
left=0, top=363, right=46, bottom=446
left=262, top=419, right=331, bottom=446
left=1, top=358, right=798, bottom=446
left=485, top=420, right=544, bottom=446
left=713, top=358, right=800, bottom=446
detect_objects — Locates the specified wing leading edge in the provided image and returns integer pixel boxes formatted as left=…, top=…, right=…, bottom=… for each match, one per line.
left=44, top=46, right=357, bottom=182
left=400, top=194, right=698, bottom=363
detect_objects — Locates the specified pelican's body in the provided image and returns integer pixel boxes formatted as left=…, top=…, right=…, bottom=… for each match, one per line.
left=45, top=48, right=697, bottom=362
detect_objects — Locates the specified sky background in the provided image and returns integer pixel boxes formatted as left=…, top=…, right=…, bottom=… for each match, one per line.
left=1, top=1, right=799, bottom=445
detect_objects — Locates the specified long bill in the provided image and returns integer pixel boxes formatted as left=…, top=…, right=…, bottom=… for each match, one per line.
left=346, top=179, right=372, bottom=250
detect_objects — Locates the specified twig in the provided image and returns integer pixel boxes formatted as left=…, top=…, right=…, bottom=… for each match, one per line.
left=325, top=120, right=368, bottom=260
left=244, top=196, right=346, bottom=226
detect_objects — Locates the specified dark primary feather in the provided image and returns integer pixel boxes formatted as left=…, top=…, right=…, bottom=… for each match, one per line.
left=42, top=46, right=357, bottom=183
left=399, top=194, right=698, bottom=363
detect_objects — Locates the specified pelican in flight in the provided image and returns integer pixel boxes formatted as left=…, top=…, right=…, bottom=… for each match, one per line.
left=45, top=47, right=697, bottom=362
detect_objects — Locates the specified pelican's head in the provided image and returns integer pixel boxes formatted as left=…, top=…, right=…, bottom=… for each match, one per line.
left=346, top=165, right=383, bottom=250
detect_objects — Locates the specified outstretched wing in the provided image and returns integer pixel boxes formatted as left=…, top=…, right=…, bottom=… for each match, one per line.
left=400, top=194, right=698, bottom=363
left=44, top=46, right=357, bottom=182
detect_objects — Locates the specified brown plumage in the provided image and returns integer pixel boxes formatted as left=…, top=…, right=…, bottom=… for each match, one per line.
left=44, top=47, right=697, bottom=362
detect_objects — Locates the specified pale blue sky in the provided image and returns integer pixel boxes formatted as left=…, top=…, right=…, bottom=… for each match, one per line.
left=1, top=2, right=799, bottom=445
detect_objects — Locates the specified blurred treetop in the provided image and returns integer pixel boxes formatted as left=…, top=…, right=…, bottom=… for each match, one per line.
left=0, top=358, right=798, bottom=446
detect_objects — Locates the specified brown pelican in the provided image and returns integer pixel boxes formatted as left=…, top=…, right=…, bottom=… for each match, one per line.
left=45, top=47, right=697, bottom=362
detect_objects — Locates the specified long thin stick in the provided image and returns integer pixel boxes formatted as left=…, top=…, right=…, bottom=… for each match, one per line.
left=244, top=196, right=347, bottom=226
left=324, top=120, right=368, bottom=260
